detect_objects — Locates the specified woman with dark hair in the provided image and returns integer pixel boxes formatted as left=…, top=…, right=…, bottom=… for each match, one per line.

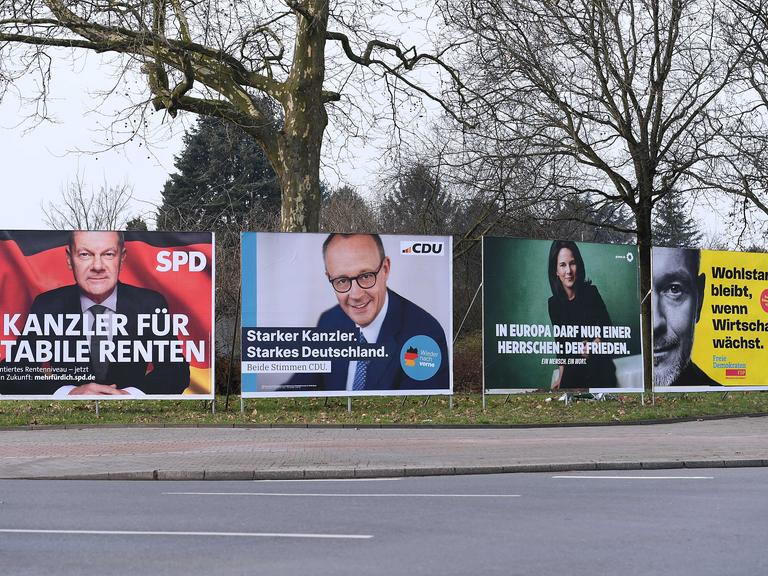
left=547, top=240, right=617, bottom=389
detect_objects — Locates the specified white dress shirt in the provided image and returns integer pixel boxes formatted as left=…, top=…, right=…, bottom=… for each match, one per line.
left=345, top=292, right=389, bottom=391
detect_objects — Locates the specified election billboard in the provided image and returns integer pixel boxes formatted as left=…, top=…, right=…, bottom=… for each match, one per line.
left=0, top=231, right=214, bottom=399
left=483, top=237, right=643, bottom=393
left=241, top=232, right=453, bottom=397
left=652, top=247, right=768, bottom=391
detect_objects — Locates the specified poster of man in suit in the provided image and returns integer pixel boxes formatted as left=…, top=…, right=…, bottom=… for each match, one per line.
left=652, top=246, right=768, bottom=391
left=0, top=230, right=214, bottom=399
left=241, top=232, right=452, bottom=397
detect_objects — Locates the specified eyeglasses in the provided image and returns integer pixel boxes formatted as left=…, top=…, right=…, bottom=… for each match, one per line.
left=328, top=259, right=385, bottom=293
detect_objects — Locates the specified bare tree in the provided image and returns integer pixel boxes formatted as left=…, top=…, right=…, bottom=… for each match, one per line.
left=440, top=0, right=763, bottom=388
left=43, top=177, right=135, bottom=230
left=693, top=0, right=768, bottom=246
left=0, top=0, right=466, bottom=232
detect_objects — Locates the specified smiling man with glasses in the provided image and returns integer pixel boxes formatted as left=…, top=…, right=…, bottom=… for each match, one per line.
left=285, top=233, right=449, bottom=392
left=324, top=234, right=390, bottom=330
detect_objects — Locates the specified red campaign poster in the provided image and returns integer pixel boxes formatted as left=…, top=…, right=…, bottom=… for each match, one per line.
left=0, top=231, right=214, bottom=399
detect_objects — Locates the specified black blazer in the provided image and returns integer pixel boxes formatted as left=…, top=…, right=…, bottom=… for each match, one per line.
left=670, top=361, right=721, bottom=387
left=548, top=283, right=617, bottom=389
left=1, top=282, right=189, bottom=395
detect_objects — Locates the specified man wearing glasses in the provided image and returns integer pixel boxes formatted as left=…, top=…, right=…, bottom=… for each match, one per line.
left=2, top=231, right=190, bottom=396
left=286, top=233, right=449, bottom=391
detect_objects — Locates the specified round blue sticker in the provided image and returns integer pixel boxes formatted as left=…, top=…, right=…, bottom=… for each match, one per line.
left=400, top=335, right=442, bottom=381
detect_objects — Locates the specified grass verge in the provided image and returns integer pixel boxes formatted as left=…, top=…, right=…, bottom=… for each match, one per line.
left=0, top=392, right=766, bottom=427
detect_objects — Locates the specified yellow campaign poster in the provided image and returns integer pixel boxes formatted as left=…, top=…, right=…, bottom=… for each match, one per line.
left=652, top=247, right=768, bottom=391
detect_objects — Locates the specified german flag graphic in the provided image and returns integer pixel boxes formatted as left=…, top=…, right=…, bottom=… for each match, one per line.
left=404, top=346, right=418, bottom=367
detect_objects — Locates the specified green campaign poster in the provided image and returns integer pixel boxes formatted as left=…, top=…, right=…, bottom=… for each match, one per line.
left=483, top=237, right=643, bottom=392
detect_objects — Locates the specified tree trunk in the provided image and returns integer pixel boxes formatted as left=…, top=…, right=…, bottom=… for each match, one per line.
left=276, top=126, right=325, bottom=232
left=636, top=193, right=653, bottom=393
left=276, top=0, right=329, bottom=233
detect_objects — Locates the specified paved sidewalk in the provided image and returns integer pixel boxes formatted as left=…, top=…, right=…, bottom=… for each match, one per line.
left=0, top=416, right=766, bottom=480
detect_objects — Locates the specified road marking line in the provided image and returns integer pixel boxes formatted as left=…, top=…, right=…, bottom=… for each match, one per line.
left=552, top=475, right=713, bottom=480
left=165, top=492, right=521, bottom=498
left=0, top=529, right=371, bottom=540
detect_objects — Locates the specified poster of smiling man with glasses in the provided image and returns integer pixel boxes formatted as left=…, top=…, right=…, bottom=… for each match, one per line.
left=240, top=233, right=452, bottom=397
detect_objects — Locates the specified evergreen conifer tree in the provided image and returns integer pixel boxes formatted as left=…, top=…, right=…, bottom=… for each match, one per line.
left=379, top=163, right=454, bottom=234
left=157, top=117, right=279, bottom=232
left=652, top=191, right=703, bottom=248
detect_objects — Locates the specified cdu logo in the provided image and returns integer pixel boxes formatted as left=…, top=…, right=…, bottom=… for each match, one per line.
left=400, top=241, right=444, bottom=256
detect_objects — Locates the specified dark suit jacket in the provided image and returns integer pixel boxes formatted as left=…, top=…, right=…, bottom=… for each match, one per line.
left=1, top=282, right=189, bottom=395
left=670, top=361, right=721, bottom=387
left=285, top=289, right=449, bottom=391
left=548, top=283, right=618, bottom=389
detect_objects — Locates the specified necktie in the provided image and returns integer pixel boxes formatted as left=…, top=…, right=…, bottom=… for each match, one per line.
left=353, top=330, right=369, bottom=391
left=89, top=304, right=109, bottom=383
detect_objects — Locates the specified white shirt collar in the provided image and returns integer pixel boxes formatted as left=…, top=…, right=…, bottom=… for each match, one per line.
left=79, top=285, right=118, bottom=313
left=345, top=292, right=389, bottom=391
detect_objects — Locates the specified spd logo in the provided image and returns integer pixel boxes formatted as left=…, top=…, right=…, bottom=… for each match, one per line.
left=156, top=250, right=207, bottom=272
left=400, top=241, right=444, bottom=256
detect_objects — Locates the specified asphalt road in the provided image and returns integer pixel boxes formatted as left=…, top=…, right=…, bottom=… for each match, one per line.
left=0, top=469, right=765, bottom=575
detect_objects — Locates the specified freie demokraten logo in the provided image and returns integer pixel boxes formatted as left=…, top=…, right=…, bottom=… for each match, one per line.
left=400, top=241, right=445, bottom=256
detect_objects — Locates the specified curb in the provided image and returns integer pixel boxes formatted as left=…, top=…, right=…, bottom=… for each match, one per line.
left=21, top=458, right=768, bottom=481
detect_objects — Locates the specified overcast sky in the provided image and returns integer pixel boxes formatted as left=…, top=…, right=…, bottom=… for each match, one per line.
left=0, top=54, right=186, bottom=229
left=0, top=53, right=382, bottom=230
left=0, top=52, right=762, bottom=245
